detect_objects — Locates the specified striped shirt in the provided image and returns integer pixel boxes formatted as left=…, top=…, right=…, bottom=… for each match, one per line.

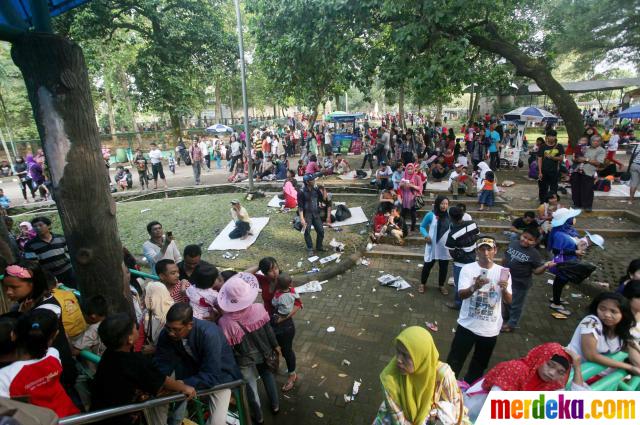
left=23, top=234, right=72, bottom=276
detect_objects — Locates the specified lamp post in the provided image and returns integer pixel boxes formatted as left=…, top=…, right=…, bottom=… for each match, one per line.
left=233, top=0, right=253, bottom=191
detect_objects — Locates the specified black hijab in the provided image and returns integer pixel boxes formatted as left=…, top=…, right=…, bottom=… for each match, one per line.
left=433, top=195, right=450, bottom=241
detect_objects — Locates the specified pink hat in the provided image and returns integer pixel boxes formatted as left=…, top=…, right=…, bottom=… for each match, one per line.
left=217, top=272, right=259, bottom=312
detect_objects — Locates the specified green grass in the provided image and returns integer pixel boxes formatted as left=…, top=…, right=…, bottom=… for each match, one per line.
left=19, top=193, right=376, bottom=273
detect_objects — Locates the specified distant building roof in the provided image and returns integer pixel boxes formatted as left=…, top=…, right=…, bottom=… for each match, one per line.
left=527, top=78, right=640, bottom=94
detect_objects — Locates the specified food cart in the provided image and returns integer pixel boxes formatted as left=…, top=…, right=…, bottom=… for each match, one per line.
left=502, top=106, right=558, bottom=168
left=325, top=111, right=365, bottom=154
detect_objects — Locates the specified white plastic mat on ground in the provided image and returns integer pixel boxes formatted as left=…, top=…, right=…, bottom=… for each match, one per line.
left=337, top=170, right=371, bottom=180
left=425, top=181, right=450, bottom=191
left=207, top=217, right=269, bottom=250
left=267, top=194, right=345, bottom=208
left=330, top=206, right=368, bottom=226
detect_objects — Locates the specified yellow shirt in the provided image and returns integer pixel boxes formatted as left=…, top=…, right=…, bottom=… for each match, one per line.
left=52, top=288, right=87, bottom=338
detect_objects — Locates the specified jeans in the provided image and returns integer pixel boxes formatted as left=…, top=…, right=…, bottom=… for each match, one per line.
left=490, top=151, right=500, bottom=170
left=453, top=264, right=463, bottom=308
left=273, top=318, right=296, bottom=373
left=192, top=161, right=202, bottom=184
left=229, top=220, right=251, bottom=239
left=146, top=389, right=231, bottom=425
left=446, top=324, right=498, bottom=384
left=204, top=154, right=211, bottom=170
left=241, top=363, right=279, bottom=423
left=538, top=174, right=559, bottom=203
left=215, top=154, right=222, bottom=169
left=421, top=259, right=449, bottom=287
left=303, top=214, right=325, bottom=250
left=505, top=284, right=530, bottom=327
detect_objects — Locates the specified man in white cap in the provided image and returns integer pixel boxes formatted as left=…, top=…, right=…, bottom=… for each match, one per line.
left=446, top=237, right=512, bottom=383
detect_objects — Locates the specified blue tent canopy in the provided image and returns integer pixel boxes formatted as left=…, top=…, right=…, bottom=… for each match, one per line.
left=618, top=105, right=640, bottom=119
left=0, top=0, right=90, bottom=29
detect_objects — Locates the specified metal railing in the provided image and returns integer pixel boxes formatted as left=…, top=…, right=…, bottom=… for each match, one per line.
left=59, top=380, right=251, bottom=425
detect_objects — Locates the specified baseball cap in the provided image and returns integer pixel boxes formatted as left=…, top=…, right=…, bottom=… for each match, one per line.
left=230, top=199, right=241, bottom=205
left=303, top=174, right=316, bottom=182
left=475, top=237, right=497, bottom=249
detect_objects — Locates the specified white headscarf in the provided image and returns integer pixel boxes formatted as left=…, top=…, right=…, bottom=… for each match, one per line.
left=476, top=161, right=492, bottom=191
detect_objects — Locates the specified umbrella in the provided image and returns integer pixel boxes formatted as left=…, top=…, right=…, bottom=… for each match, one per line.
left=617, top=104, right=640, bottom=119
left=205, top=124, right=234, bottom=134
left=504, top=106, right=558, bottom=122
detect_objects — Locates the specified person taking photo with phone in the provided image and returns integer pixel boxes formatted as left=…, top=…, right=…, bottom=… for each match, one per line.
left=446, top=237, right=512, bottom=384
left=143, top=221, right=182, bottom=274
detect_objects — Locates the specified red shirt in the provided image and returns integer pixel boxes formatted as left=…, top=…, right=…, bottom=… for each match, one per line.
left=169, top=281, right=190, bottom=304
left=0, top=348, right=79, bottom=417
left=255, top=273, right=275, bottom=315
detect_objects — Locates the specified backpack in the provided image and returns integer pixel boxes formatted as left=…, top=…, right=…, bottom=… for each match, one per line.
left=355, top=169, right=367, bottom=179
left=334, top=204, right=352, bottom=222
left=51, top=288, right=87, bottom=338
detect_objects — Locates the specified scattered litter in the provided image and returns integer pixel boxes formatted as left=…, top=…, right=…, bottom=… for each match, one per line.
left=297, top=261, right=303, bottom=268
left=366, top=242, right=374, bottom=251
left=378, top=270, right=384, bottom=273
left=401, top=323, right=407, bottom=327
left=547, top=279, right=554, bottom=285
left=372, top=288, right=376, bottom=292
left=283, top=394, right=291, bottom=399
left=341, top=359, right=351, bottom=366
left=344, top=380, right=362, bottom=403
left=338, top=294, right=342, bottom=298
left=408, top=293, right=414, bottom=298
left=595, top=281, right=610, bottom=289
left=332, top=227, right=344, bottom=232
left=359, top=258, right=370, bottom=266
left=309, top=395, right=315, bottom=400
left=319, top=253, right=341, bottom=264
left=336, top=258, right=341, bottom=263
left=571, top=293, right=584, bottom=298
left=296, top=280, right=328, bottom=294
left=373, top=314, right=380, bottom=318
left=305, top=267, right=320, bottom=274
left=287, top=269, right=294, bottom=272
left=308, top=256, right=319, bottom=263
left=324, top=392, right=330, bottom=399
left=311, top=363, right=318, bottom=369
left=315, top=412, right=324, bottom=418
left=329, top=238, right=345, bottom=252
left=140, top=208, right=151, bottom=213
left=417, top=264, right=423, bottom=268
left=405, top=259, right=411, bottom=263
left=326, top=326, right=336, bottom=333
left=359, top=229, right=367, bottom=234
left=452, top=328, right=456, bottom=333
left=425, top=321, right=439, bottom=332
left=338, top=373, right=348, bottom=378
left=500, top=180, right=515, bottom=187
left=378, top=274, right=411, bottom=290
left=311, top=295, right=317, bottom=299
left=378, top=274, right=397, bottom=285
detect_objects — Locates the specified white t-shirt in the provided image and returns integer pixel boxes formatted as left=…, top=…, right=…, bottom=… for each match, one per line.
left=149, top=149, right=163, bottom=164
left=231, top=141, right=241, bottom=156
left=457, top=262, right=512, bottom=337
left=448, top=170, right=460, bottom=185
left=198, top=141, right=208, bottom=156
left=324, top=132, right=332, bottom=145
left=567, top=314, right=623, bottom=362
left=608, top=134, right=619, bottom=152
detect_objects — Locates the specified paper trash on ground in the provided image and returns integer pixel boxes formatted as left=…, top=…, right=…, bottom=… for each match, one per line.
left=344, top=380, right=362, bottom=403
left=308, top=256, right=319, bottom=262
left=329, top=238, right=345, bottom=252
left=319, top=253, right=341, bottom=264
left=378, top=274, right=398, bottom=285
left=295, top=280, right=328, bottom=294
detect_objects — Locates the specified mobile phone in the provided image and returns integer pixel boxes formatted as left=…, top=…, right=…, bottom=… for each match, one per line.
left=479, top=269, right=488, bottom=279
left=500, top=268, right=510, bottom=282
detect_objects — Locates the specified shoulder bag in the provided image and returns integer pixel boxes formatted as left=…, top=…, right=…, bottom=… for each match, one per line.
left=427, top=374, right=465, bottom=425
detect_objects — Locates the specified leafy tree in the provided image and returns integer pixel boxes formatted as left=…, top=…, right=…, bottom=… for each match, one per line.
left=0, top=43, right=38, bottom=142
left=64, top=0, right=235, bottom=136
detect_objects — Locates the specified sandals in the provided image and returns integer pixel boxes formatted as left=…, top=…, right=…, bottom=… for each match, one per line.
left=501, top=324, right=514, bottom=333
left=282, top=373, right=297, bottom=392
left=549, top=303, right=571, bottom=316
left=418, top=284, right=426, bottom=294
left=439, top=286, right=449, bottom=296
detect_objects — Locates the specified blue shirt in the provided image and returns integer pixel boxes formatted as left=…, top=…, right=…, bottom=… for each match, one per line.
left=0, top=195, right=9, bottom=209
left=489, top=131, right=500, bottom=153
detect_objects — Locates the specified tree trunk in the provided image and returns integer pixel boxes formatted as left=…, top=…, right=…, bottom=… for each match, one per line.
left=11, top=33, right=130, bottom=315
left=104, top=83, right=118, bottom=144
left=398, top=84, right=406, bottom=129
left=308, top=104, right=320, bottom=130
left=119, top=71, right=142, bottom=147
left=468, top=32, right=583, bottom=146
left=169, top=109, right=182, bottom=137
left=471, top=90, right=481, bottom=121
left=435, top=101, right=443, bottom=122
left=215, top=79, right=223, bottom=124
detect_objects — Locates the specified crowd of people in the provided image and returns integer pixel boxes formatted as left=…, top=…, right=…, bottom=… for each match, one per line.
left=0, top=111, right=638, bottom=425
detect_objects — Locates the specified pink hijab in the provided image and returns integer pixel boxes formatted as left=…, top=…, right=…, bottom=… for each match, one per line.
left=400, top=163, right=423, bottom=208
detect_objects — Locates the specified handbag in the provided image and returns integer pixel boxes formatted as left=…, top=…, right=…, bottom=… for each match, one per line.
left=237, top=322, right=280, bottom=373
left=620, top=145, right=638, bottom=182
left=414, top=195, right=425, bottom=210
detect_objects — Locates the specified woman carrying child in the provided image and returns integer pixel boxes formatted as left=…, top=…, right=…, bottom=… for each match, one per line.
left=271, top=273, right=302, bottom=392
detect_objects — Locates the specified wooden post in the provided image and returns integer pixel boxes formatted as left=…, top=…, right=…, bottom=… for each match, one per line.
left=11, top=33, right=130, bottom=314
